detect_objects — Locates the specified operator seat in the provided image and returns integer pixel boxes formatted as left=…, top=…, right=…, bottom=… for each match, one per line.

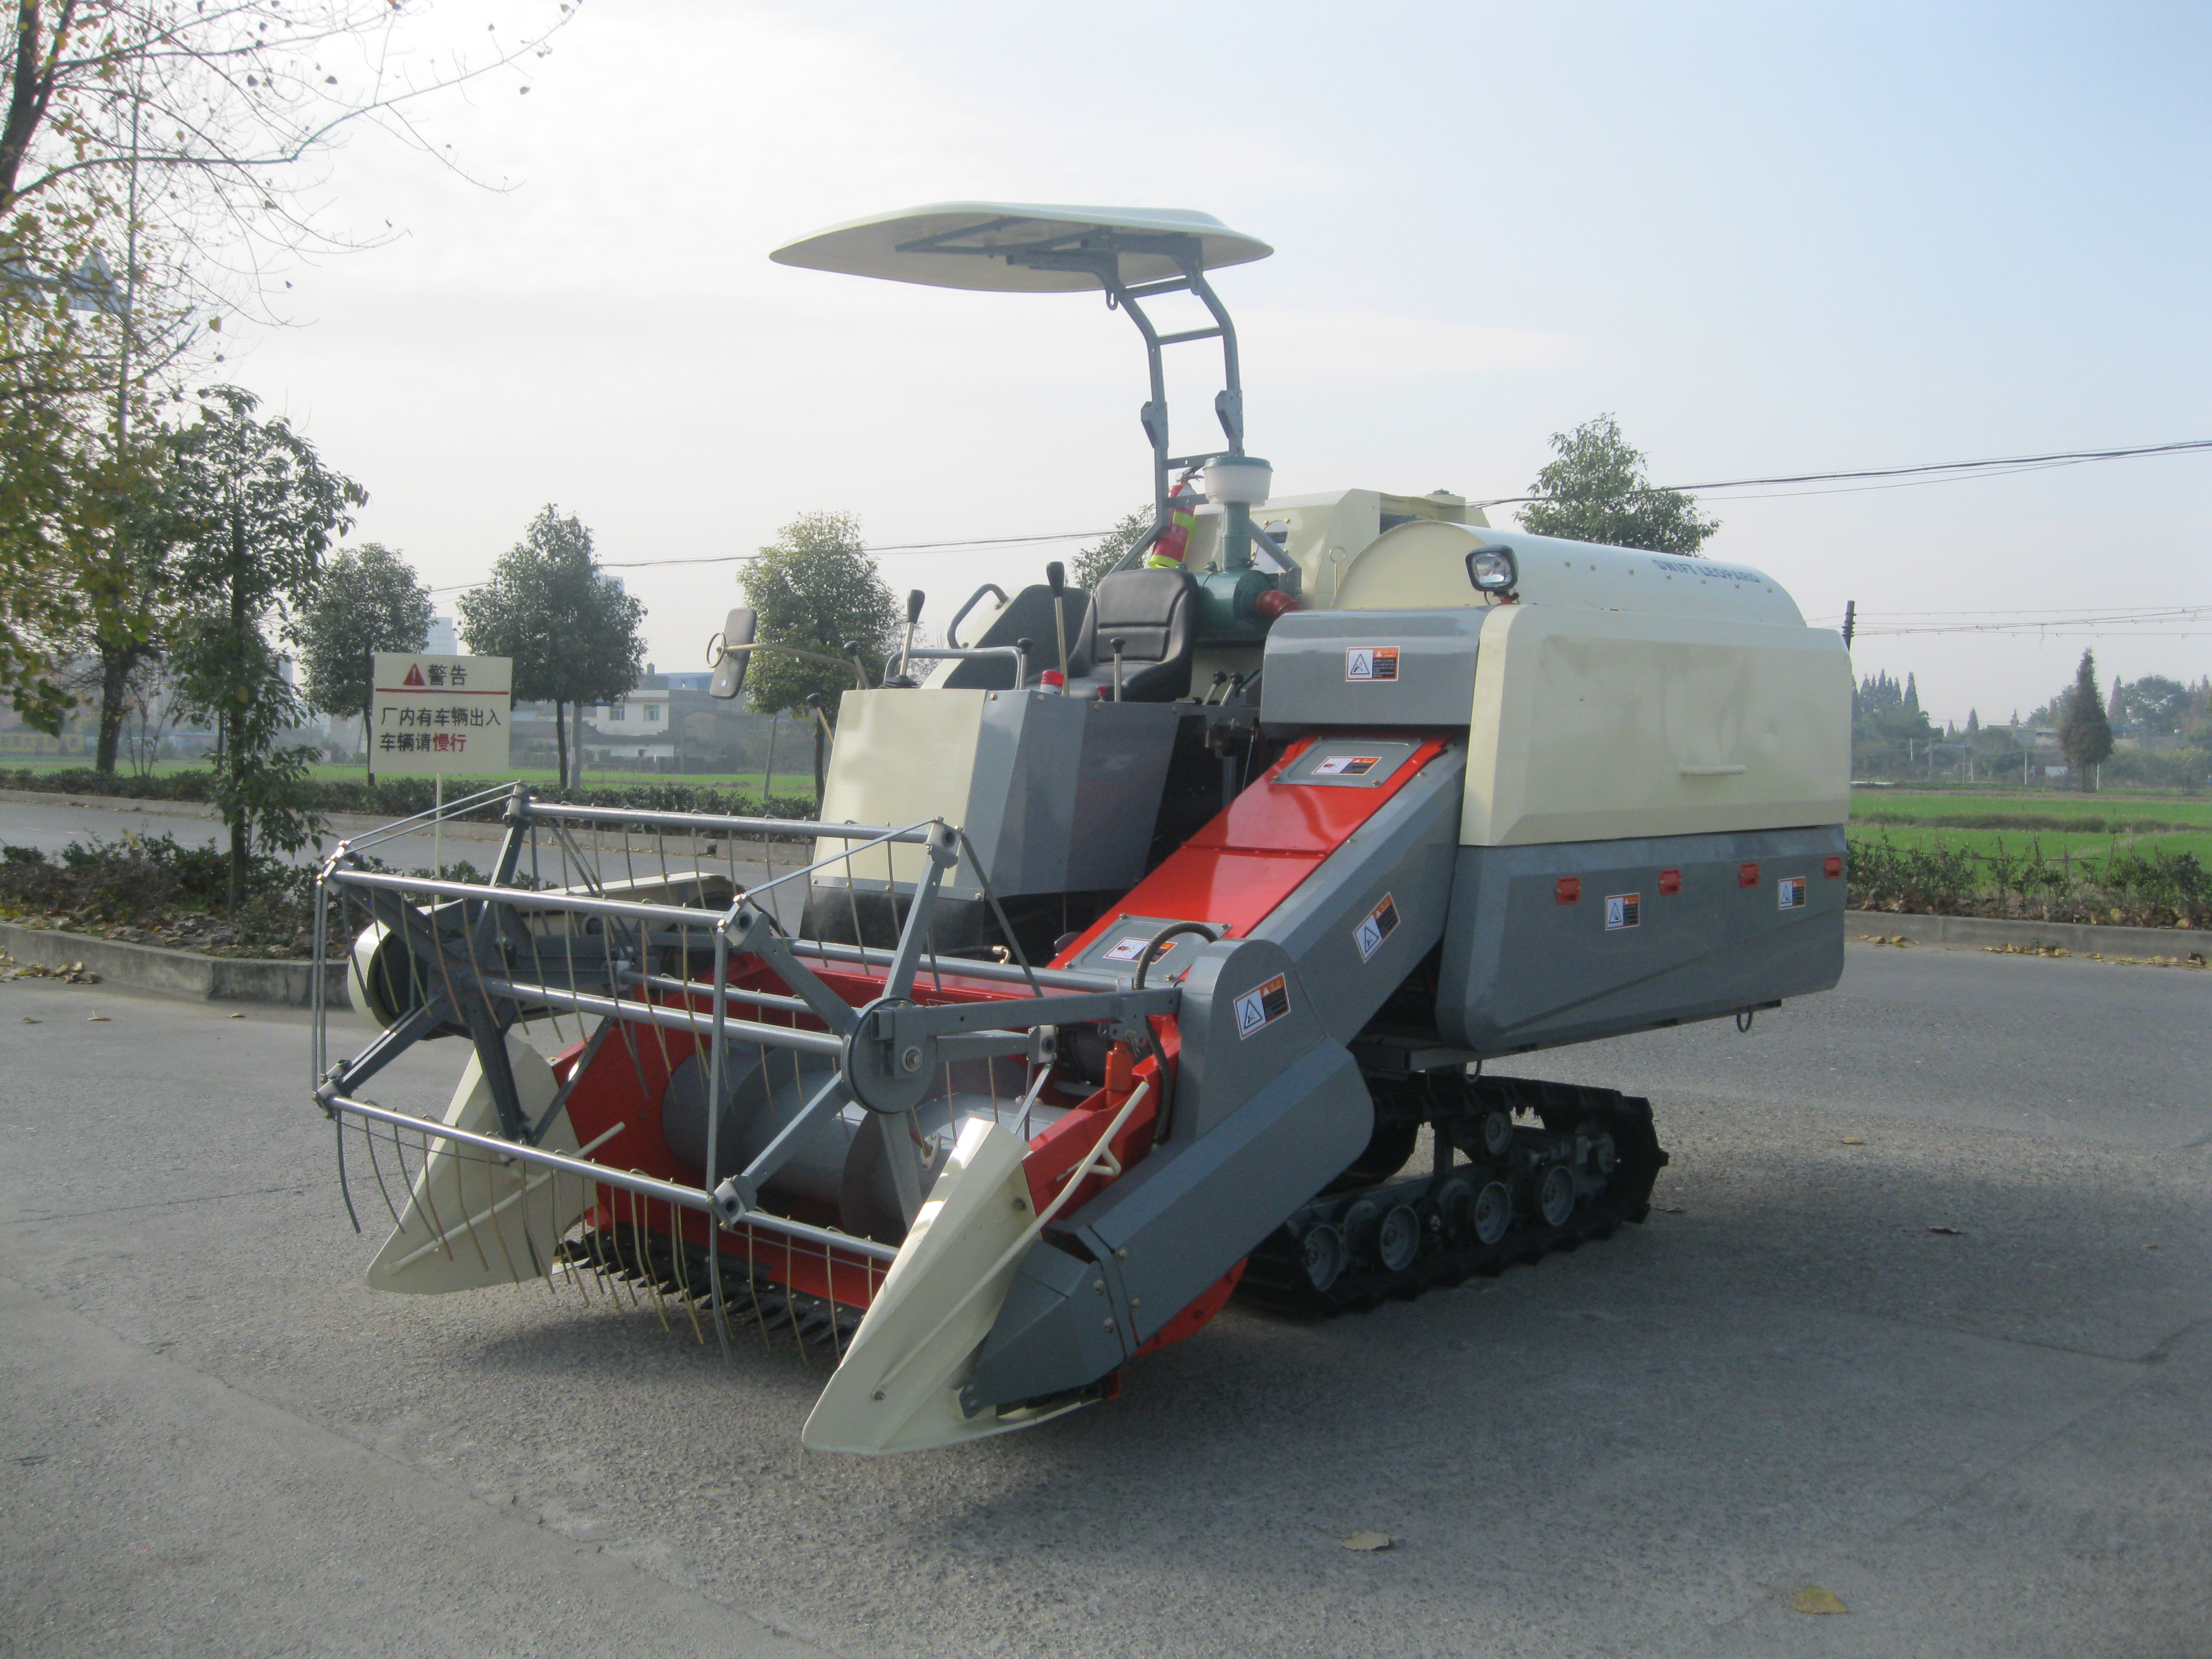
left=1064, top=567, right=1199, bottom=701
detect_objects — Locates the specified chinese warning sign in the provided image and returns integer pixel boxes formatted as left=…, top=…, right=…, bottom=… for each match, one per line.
left=371, top=653, right=512, bottom=775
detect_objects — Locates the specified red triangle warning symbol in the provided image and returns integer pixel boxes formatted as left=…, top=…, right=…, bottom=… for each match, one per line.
left=403, top=663, right=426, bottom=687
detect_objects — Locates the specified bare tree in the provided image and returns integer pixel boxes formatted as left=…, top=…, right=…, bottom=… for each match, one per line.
left=1, top=0, right=576, bottom=729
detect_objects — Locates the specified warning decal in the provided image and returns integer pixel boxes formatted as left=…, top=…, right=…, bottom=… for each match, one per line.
left=1605, top=893, right=1641, bottom=931
left=1235, top=973, right=1291, bottom=1040
left=1344, top=646, right=1400, bottom=682
left=1777, top=875, right=1807, bottom=910
left=1312, top=753, right=1383, bottom=778
left=1103, top=934, right=1174, bottom=964
left=1354, top=894, right=1401, bottom=962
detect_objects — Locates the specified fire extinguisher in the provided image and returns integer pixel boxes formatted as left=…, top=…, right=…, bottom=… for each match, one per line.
left=1143, top=482, right=1200, bottom=569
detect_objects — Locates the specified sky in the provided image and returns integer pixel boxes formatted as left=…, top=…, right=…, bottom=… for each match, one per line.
left=219, top=0, right=2212, bottom=726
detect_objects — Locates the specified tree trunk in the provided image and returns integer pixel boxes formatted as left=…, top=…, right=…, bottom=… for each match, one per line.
left=812, top=718, right=826, bottom=802
left=362, top=697, right=375, bottom=787
left=553, top=700, right=569, bottom=790
left=93, top=646, right=131, bottom=774
left=226, top=539, right=249, bottom=911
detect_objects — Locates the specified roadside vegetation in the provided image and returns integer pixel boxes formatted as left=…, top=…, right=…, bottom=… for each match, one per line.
left=1, top=834, right=322, bottom=957
left=1, top=766, right=820, bottom=822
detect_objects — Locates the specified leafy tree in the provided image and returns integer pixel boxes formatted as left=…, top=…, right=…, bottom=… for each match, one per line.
left=457, top=505, right=645, bottom=790
left=2057, top=649, right=2114, bottom=791
left=2116, top=674, right=2190, bottom=734
left=294, top=542, right=432, bottom=782
left=1851, top=668, right=1936, bottom=775
left=163, top=385, right=365, bottom=907
left=2, top=2, right=575, bottom=732
left=1073, top=506, right=1154, bottom=590
left=739, top=510, right=898, bottom=729
left=1519, top=414, right=1718, bottom=555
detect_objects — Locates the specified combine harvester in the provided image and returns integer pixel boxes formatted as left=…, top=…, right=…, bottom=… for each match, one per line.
left=313, top=204, right=1850, bottom=1453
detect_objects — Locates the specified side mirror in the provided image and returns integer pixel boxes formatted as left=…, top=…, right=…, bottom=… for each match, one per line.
left=708, top=607, right=757, bottom=700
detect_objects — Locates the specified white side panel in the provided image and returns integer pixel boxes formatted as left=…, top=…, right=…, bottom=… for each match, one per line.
left=815, top=690, right=989, bottom=884
left=364, top=1035, right=578, bottom=1295
left=1463, top=604, right=1852, bottom=846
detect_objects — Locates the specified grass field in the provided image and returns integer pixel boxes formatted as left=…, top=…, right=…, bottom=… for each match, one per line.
left=1848, top=789, right=2212, bottom=884
left=1850, top=788, right=2212, bottom=833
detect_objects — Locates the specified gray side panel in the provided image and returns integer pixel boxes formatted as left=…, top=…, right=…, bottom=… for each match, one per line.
left=1076, top=1039, right=1370, bottom=1348
left=815, top=692, right=1177, bottom=900
left=967, top=1038, right=1372, bottom=1405
left=1062, top=701, right=1183, bottom=890
left=1170, top=938, right=1337, bottom=1142
left=965, top=1240, right=1130, bottom=1408
left=967, top=937, right=1375, bottom=1406
left=1259, top=607, right=1489, bottom=728
left=1436, top=825, right=1848, bottom=1054
left=1246, top=748, right=1465, bottom=1044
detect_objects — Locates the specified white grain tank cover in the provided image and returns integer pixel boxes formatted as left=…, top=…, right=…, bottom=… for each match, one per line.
left=1453, top=533, right=1849, bottom=846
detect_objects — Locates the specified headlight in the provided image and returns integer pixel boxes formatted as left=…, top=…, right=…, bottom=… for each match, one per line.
left=1465, top=545, right=1518, bottom=595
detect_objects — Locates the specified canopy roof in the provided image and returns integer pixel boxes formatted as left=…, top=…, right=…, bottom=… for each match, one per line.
left=768, top=202, right=1273, bottom=294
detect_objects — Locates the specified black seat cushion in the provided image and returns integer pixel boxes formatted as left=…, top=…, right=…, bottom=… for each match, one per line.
left=1066, top=568, right=1198, bottom=701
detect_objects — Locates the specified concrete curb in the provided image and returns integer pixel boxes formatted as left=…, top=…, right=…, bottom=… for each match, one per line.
left=0, top=919, right=352, bottom=1008
left=1846, top=909, right=2211, bottom=958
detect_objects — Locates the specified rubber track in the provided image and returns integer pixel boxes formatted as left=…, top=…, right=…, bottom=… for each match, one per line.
left=1237, top=1076, right=1668, bottom=1319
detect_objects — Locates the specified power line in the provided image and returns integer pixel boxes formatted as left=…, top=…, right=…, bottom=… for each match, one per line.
left=419, top=434, right=2212, bottom=598
left=424, top=528, right=1112, bottom=594
left=1815, top=603, right=2212, bottom=640
left=1475, top=437, right=2212, bottom=508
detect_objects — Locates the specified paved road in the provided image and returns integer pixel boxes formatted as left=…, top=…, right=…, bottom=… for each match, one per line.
left=0, top=789, right=518, bottom=873
left=0, top=790, right=812, bottom=925
left=3, top=946, right=2209, bottom=1658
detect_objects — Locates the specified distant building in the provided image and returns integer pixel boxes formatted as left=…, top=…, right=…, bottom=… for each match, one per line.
left=425, top=615, right=458, bottom=655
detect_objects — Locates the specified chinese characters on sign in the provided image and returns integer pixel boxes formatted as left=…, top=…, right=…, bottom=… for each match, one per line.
left=370, top=654, right=513, bottom=775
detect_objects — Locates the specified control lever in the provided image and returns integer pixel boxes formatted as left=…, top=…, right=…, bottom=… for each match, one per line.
left=899, top=589, right=925, bottom=682
left=1045, top=562, right=1071, bottom=689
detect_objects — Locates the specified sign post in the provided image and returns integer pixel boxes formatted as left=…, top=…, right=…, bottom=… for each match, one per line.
left=371, top=653, right=514, bottom=873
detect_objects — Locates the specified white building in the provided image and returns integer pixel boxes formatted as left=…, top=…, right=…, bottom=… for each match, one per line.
left=585, top=682, right=674, bottom=763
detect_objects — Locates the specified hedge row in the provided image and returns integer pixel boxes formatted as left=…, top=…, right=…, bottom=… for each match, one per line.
left=2, top=766, right=817, bottom=826
left=1846, top=832, right=2209, bottom=930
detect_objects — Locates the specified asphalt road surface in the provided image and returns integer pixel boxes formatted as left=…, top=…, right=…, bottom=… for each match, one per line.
left=3, top=944, right=2209, bottom=1658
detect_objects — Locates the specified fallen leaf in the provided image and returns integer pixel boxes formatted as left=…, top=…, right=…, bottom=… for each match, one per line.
left=2143, top=1244, right=2158, bottom=1251
left=1837, top=1137, right=1865, bottom=1145
left=1791, top=1585, right=1848, bottom=1615
left=86, top=1014, right=109, bottom=1022
left=20, top=1017, right=39, bottom=1024
left=1651, top=1204, right=1686, bottom=1214
left=1927, top=1225, right=1964, bottom=1235
left=227, top=1011, right=246, bottom=1020
left=1341, top=1531, right=1394, bottom=1552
